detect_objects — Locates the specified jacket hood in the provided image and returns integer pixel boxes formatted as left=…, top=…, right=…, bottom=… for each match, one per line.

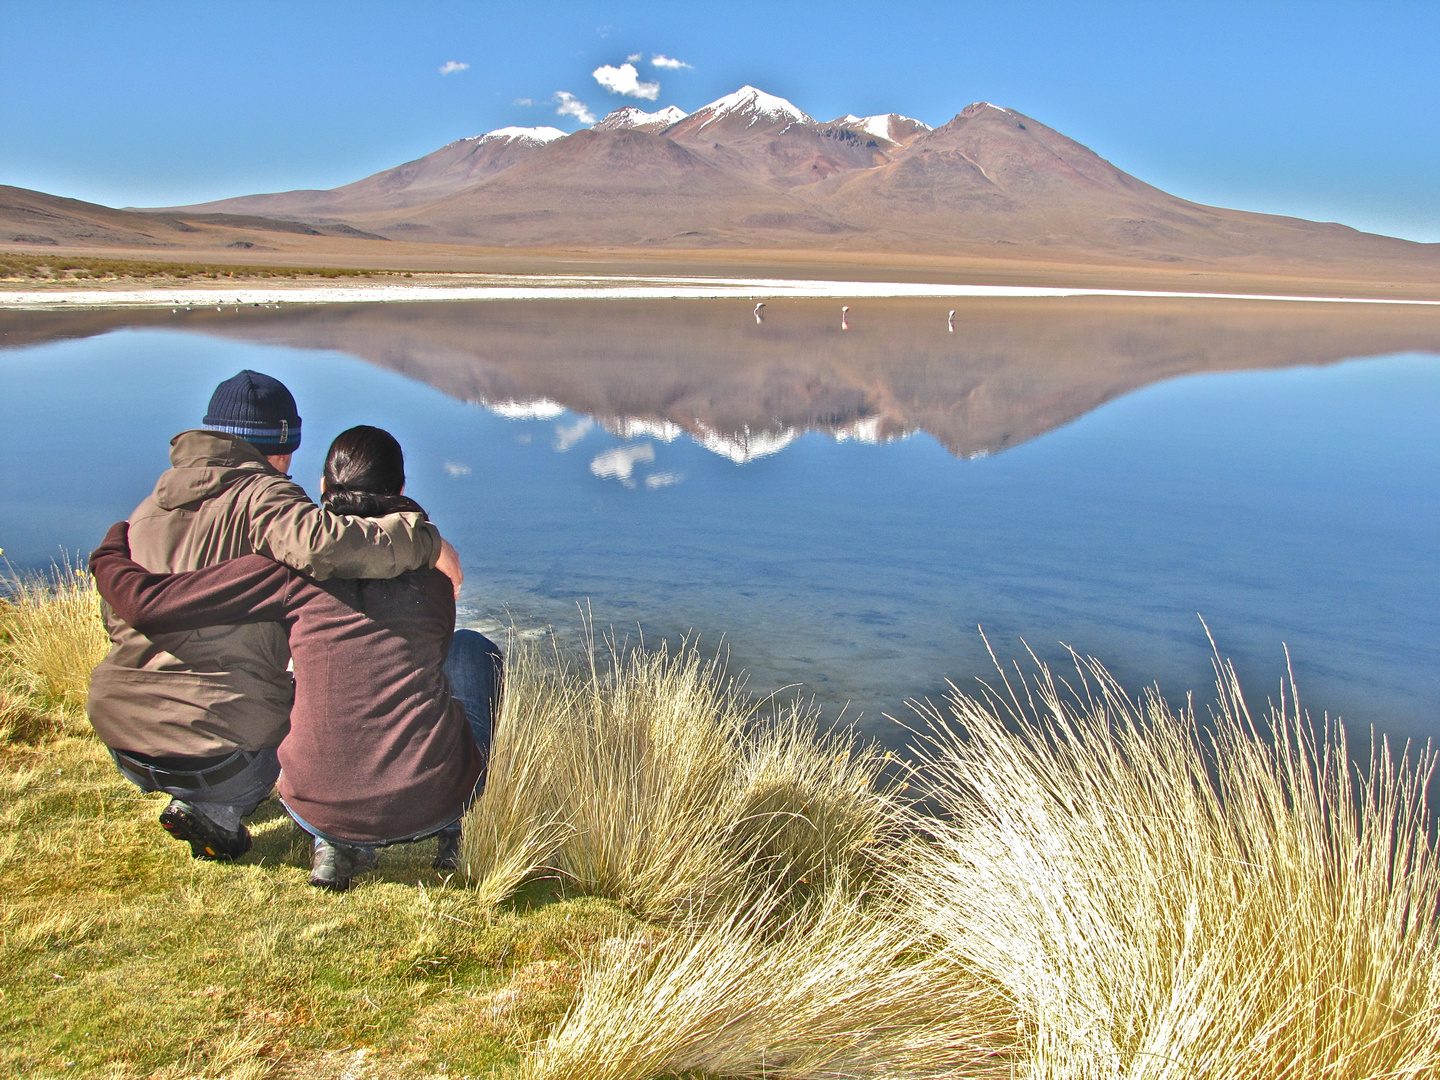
left=153, top=430, right=284, bottom=511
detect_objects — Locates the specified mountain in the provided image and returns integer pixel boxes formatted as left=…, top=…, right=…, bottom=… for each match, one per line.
left=11, top=83, right=1438, bottom=274
left=594, top=106, right=689, bottom=133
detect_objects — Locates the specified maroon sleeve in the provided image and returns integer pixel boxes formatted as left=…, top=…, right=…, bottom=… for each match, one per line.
left=89, top=521, right=298, bottom=635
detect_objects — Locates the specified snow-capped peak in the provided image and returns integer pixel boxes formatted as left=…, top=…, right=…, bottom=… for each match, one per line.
left=834, top=112, right=932, bottom=143
left=475, top=126, right=567, bottom=146
left=594, top=105, right=689, bottom=132
left=695, top=85, right=813, bottom=131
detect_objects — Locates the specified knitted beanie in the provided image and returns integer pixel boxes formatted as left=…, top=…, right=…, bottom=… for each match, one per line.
left=202, top=370, right=302, bottom=454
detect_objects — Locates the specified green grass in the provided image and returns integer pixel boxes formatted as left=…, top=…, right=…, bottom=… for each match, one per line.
left=3, top=564, right=1438, bottom=1079
left=0, top=252, right=395, bottom=283
left=0, top=735, right=641, bottom=1079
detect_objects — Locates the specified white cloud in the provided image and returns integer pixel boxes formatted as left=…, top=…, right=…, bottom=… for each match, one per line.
left=553, top=91, right=596, bottom=125
left=513, top=97, right=534, bottom=106
left=443, top=461, right=472, bottom=477
left=626, top=52, right=641, bottom=62
left=592, top=62, right=660, bottom=101
left=554, top=416, right=594, bottom=451
left=590, top=443, right=655, bottom=487
left=651, top=55, right=692, bottom=69
left=439, top=61, right=470, bottom=75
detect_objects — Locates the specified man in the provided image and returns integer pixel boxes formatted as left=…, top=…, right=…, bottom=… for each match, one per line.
left=86, top=369, right=463, bottom=861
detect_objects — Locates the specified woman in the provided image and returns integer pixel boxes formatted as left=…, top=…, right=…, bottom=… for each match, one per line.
left=90, top=425, right=502, bottom=890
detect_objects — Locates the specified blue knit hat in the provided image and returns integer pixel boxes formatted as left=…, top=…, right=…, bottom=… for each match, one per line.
left=203, top=370, right=302, bottom=454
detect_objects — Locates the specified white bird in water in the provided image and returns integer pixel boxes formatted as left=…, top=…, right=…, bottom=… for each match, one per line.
left=754, top=302, right=765, bottom=324
left=948, top=309, right=956, bottom=332
left=841, top=305, right=850, bottom=331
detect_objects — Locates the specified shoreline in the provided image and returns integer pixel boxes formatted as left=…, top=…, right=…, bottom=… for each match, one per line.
left=4, top=274, right=1440, bottom=308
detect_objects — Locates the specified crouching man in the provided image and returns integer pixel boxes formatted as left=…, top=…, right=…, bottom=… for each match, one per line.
left=86, top=369, right=462, bottom=861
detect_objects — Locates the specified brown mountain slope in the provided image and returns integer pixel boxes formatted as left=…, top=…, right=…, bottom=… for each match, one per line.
left=143, top=130, right=565, bottom=219
left=0, top=184, right=386, bottom=250
left=353, top=128, right=856, bottom=246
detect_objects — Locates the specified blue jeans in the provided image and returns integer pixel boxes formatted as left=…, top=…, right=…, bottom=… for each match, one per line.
left=443, top=628, right=504, bottom=762
left=288, top=628, right=504, bottom=849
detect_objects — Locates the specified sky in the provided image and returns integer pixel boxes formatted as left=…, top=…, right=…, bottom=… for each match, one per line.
left=2, top=0, right=1438, bottom=241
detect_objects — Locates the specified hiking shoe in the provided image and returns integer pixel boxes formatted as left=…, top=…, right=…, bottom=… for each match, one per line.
left=159, top=799, right=252, bottom=861
left=309, top=839, right=379, bottom=892
left=433, top=825, right=461, bottom=872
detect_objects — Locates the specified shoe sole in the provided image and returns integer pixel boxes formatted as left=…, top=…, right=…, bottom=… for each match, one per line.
left=159, top=803, right=251, bottom=861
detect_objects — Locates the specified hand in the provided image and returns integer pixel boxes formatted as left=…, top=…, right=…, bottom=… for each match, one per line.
left=435, top=537, right=463, bottom=600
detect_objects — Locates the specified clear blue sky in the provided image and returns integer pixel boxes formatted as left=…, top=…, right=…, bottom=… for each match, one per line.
left=2, top=0, right=1437, bottom=241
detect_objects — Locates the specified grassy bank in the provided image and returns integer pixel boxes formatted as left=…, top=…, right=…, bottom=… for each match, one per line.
left=0, top=252, right=402, bottom=284
left=2, top=567, right=1437, bottom=1078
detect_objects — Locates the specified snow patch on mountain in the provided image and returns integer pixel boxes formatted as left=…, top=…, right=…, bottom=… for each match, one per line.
left=695, top=86, right=813, bottom=131
left=475, top=126, right=567, bottom=146
left=594, top=105, right=689, bottom=132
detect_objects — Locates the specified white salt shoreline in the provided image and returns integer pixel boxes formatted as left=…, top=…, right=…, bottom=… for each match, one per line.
left=3, top=275, right=1439, bottom=308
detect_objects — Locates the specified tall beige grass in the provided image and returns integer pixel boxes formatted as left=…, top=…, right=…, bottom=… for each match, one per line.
left=0, top=556, right=108, bottom=742
left=895, top=651, right=1440, bottom=1079
left=522, top=883, right=1016, bottom=1080
left=461, top=633, right=897, bottom=917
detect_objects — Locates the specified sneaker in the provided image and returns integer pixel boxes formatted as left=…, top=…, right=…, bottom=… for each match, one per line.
left=433, top=825, right=461, bottom=872
left=159, top=799, right=252, bottom=861
left=309, top=839, right=379, bottom=891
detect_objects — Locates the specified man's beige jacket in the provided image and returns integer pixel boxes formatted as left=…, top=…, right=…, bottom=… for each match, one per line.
left=86, top=430, right=441, bottom=756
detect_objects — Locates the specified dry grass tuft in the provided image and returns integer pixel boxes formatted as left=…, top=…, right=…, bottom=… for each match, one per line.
left=523, top=883, right=1016, bottom=1080
left=0, top=556, right=108, bottom=741
left=895, top=650, right=1440, bottom=1080
left=461, top=633, right=897, bottom=918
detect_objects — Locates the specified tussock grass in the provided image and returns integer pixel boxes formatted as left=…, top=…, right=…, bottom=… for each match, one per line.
left=0, top=557, right=109, bottom=742
left=461, top=633, right=897, bottom=918
left=524, top=884, right=1016, bottom=1080
left=895, top=651, right=1440, bottom=1080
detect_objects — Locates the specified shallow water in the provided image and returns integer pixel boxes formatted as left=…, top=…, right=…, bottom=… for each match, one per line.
left=2, top=297, right=1438, bottom=744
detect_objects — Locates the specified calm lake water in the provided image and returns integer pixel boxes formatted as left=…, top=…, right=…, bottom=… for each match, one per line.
left=2, top=297, right=1438, bottom=745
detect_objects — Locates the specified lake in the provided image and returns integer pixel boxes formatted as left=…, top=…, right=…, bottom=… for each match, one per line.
left=2, top=296, right=1438, bottom=745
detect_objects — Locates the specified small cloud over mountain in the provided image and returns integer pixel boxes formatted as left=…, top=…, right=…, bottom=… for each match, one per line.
left=651, top=55, right=692, bottom=69
left=553, top=91, right=596, bottom=124
left=438, top=61, right=469, bottom=75
left=592, top=62, right=660, bottom=100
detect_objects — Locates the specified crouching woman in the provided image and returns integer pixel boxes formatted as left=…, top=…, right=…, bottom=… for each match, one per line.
left=90, top=425, right=502, bottom=890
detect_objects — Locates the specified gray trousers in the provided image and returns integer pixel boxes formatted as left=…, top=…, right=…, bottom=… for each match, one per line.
left=111, top=747, right=280, bottom=832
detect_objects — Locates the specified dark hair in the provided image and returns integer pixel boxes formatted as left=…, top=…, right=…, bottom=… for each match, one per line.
left=322, top=425, right=408, bottom=518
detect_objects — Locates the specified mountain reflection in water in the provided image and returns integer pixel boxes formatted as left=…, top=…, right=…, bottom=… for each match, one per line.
left=8, top=296, right=1440, bottom=460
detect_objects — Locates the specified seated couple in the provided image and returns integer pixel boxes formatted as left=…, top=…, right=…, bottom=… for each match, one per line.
left=86, top=370, right=499, bottom=890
